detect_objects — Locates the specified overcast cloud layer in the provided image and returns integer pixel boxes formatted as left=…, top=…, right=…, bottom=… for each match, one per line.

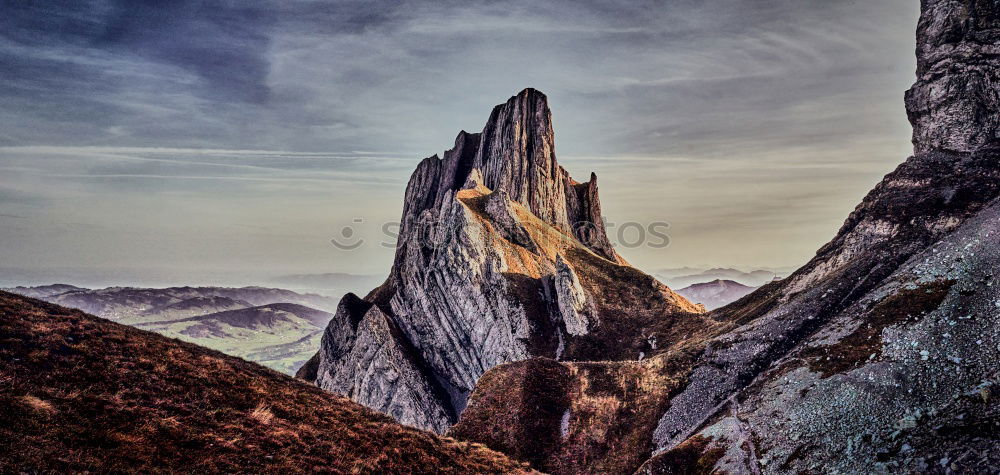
left=0, top=0, right=921, bottom=286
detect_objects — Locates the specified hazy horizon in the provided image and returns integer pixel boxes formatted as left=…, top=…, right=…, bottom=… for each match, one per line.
left=1, top=0, right=921, bottom=284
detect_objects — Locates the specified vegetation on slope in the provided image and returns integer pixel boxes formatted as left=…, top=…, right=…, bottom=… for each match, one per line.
left=450, top=355, right=697, bottom=474
left=0, top=291, right=529, bottom=473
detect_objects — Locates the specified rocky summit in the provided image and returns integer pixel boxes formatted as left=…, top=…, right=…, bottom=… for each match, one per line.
left=906, top=0, right=1000, bottom=154
left=298, top=88, right=707, bottom=433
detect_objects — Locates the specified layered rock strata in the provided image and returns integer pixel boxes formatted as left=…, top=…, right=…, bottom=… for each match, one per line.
left=300, top=89, right=703, bottom=432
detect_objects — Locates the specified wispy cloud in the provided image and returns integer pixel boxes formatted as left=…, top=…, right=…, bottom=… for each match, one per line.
left=0, top=0, right=922, bottom=277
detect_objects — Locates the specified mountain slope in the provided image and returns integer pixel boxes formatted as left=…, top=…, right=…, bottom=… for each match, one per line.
left=300, top=88, right=707, bottom=433
left=0, top=291, right=528, bottom=473
left=5, top=286, right=342, bottom=375
left=640, top=1, right=1000, bottom=471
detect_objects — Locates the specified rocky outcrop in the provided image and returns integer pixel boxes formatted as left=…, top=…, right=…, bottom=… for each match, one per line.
left=906, top=0, right=1000, bottom=153
left=476, top=89, right=573, bottom=233
left=642, top=1, right=1000, bottom=472
left=565, top=173, right=619, bottom=262
left=313, top=294, right=452, bottom=433
left=484, top=189, right=538, bottom=254
left=646, top=197, right=1000, bottom=473
left=302, top=88, right=702, bottom=433
left=551, top=255, right=593, bottom=337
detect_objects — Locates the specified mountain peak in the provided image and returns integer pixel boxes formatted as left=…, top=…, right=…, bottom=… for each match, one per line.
left=301, top=89, right=703, bottom=433
left=395, top=88, right=620, bottom=262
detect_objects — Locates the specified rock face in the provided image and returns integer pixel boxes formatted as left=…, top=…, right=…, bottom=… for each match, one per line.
left=643, top=0, right=1000, bottom=472
left=906, top=0, right=1000, bottom=153
left=300, top=88, right=703, bottom=432
left=312, top=294, right=452, bottom=433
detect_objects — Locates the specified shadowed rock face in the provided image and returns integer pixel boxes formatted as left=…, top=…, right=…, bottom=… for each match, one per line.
left=300, top=88, right=702, bottom=433
left=313, top=294, right=452, bottom=433
left=906, top=0, right=1000, bottom=153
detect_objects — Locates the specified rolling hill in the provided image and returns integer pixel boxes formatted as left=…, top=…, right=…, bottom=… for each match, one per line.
left=0, top=291, right=528, bottom=473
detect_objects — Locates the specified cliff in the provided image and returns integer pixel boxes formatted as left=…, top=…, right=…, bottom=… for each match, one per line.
left=299, top=88, right=706, bottom=433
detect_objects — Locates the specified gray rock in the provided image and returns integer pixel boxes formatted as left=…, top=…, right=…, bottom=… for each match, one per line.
left=552, top=255, right=594, bottom=336
left=484, top=189, right=538, bottom=254
left=906, top=0, right=1000, bottom=154
left=303, top=88, right=697, bottom=433
left=313, top=294, right=452, bottom=433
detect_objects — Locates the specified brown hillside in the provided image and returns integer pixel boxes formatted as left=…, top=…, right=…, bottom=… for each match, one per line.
left=0, top=291, right=530, bottom=473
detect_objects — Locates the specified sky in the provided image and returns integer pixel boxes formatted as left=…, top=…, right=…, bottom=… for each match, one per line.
left=0, top=0, right=922, bottom=287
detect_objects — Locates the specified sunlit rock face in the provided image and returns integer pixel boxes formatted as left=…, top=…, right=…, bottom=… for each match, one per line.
left=299, top=88, right=701, bottom=433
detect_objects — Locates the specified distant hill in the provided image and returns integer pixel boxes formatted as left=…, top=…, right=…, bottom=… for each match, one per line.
left=2, top=285, right=342, bottom=374
left=139, top=296, right=253, bottom=322
left=0, top=291, right=526, bottom=473
left=674, top=279, right=757, bottom=310
left=34, top=286, right=338, bottom=321
left=4, top=284, right=88, bottom=300
left=655, top=267, right=784, bottom=288
left=137, top=303, right=336, bottom=374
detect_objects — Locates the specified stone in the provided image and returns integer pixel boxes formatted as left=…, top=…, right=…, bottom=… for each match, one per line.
left=905, top=0, right=1000, bottom=154
left=646, top=1, right=1000, bottom=472
left=552, top=255, right=593, bottom=336
left=484, top=189, right=538, bottom=254
left=312, top=294, right=452, bottom=433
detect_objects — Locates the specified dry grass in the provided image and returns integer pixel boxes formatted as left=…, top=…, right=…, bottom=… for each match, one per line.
left=800, top=279, right=955, bottom=377
left=639, top=435, right=726, bottom=474
left=0, top=291, right=531, bottom=473
left=448, top=358, right=573, bottom=469
left=451, top=354, right=696, bottom=475
left=250, top=403, right=275, bottom=425
left=21, top=395, right=56, bottom=414
left=561, top=247, right=717, bottom=361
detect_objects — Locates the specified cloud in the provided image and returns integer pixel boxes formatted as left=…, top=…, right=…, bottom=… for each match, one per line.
left=0, top=0, right=923, bottom=277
